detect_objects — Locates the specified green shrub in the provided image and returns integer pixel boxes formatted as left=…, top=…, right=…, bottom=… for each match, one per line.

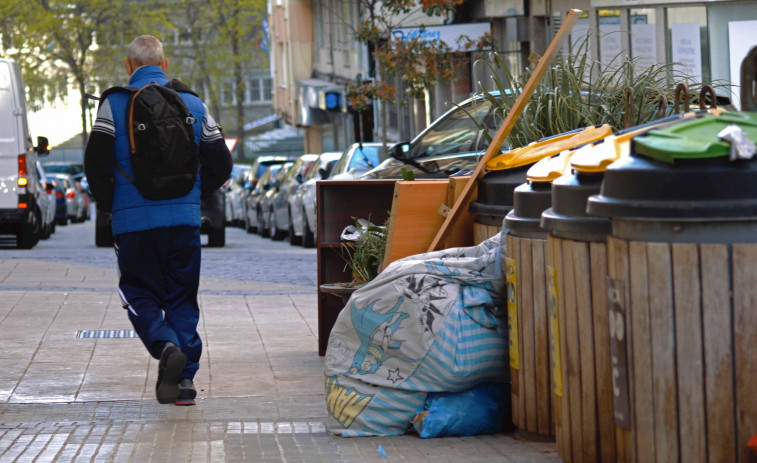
left=471, top=35, right=722, bottom=149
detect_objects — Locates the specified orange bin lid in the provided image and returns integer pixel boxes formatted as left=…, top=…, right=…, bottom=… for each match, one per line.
left=486, top=124, right=613, bottom=172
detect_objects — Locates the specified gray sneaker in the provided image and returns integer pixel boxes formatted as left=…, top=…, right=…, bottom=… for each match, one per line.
left=176, top=379, right=197, bottom=406
left=156, top=342, right=187, bottom=404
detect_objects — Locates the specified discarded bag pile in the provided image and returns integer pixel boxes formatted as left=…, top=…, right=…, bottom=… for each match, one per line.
left=324, top=234, right=509, bottom=437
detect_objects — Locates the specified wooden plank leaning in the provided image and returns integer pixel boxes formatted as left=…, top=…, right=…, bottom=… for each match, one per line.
left=427, top=8, right=582, bottom=252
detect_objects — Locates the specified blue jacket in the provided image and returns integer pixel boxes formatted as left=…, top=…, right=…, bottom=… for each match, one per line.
left=108, top=66, right=205, bottom=235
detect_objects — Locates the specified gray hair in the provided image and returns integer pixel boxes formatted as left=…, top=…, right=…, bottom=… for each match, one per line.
left=127, top=35, right=165, bottom=67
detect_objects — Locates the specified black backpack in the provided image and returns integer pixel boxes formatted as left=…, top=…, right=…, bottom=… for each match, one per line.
left=101, top=80, right=200, bottom=200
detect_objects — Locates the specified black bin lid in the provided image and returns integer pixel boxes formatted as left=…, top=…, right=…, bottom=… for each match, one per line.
left=541, top=171, right=610, bottom=240
left=469, top=165, right=529, bottom=218
left=587, top=154, right=757, bottom=219
left=504, top=181, right=552, bottom=234
left=589, top=112, right=757, bottom=219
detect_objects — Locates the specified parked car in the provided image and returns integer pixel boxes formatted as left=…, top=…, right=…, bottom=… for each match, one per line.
left=46, top=176, right=69, bottom=226
left=50, top=173, right=86, bottom=223
left=34, top=162, right=56, bottom=239
left=0, top=58, right=51, bottom=249
left=362, top=92, right=506, bottom=179
left=290, top=151, right=341, bottom=247
left=241, top=155, right=297, bottom=233
left=75, top=180, right=91, bottom=221
left=224, top=164, right=251, bottom=227
left=266, top=154, right=319, bottom=241
left=256, top=161, right=293, bottom=239
left=43, top=162, right=84, bottom=181
left=80, top=176, right=93, bottom=199
left=246, top=164, right=286, bottom=236
left=243, top=155, right=298, bottom=191
left=330, top=142, right=386, bottom=180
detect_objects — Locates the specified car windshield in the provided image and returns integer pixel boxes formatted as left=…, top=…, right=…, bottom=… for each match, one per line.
left=255, top=164, right=269, bottom=178
left=254, top=166, right=278, bottom=192
left=406, top=99, right=495, bottom=160
left=230, top=165, right=250, bottom=184
left=347, top=145, right=381, bottom=170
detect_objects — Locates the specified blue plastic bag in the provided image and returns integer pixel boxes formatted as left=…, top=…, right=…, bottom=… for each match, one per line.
left=412, top=382, right=510, bottom=438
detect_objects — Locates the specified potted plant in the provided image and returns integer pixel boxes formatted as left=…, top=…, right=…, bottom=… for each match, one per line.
left=340, top=218, right=387, bottom=286
left=320, top=217, right=387, bottom=303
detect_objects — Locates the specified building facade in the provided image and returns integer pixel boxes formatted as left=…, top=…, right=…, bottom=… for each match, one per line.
left=270, top=0, right=757, bottom=155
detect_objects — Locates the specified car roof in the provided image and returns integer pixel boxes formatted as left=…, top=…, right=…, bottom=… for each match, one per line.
left=320, top=151, right=342, bottom=161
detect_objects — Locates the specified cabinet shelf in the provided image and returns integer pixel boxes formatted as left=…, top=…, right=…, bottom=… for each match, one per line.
left=316, top=180, right=396, bottom=355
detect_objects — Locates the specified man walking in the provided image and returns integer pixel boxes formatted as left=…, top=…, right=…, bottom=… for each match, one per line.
left=84, top=35, right=232, bottom=405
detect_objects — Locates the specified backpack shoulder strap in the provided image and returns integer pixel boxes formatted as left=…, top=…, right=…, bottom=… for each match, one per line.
left=165, top=79, right=199, bottom=98
left=98, top=86, right=137, bottom=110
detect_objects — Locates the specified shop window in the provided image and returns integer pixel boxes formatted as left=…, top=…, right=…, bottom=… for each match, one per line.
left=570, top=12, right=593, bottom=56
left=630, top=8, right=657, bottom=69
left=706, top=2, right=757, bottom=108
left=667, top=6, right=708, bottom=84
left=597, top=9, right=623, bottom=68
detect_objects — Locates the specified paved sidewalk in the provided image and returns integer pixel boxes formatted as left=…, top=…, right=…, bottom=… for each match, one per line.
left=0, top=258, right=559, bottom=462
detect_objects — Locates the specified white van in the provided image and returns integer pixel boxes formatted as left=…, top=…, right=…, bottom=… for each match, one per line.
left=0, top=58, right=50, bottom=248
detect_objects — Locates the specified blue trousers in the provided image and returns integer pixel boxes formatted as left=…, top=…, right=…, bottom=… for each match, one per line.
left=115, top=226, right=202, bottom=379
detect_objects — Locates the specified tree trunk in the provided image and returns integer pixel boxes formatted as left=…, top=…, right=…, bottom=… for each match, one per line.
left=232, top=43, right=246, bottom=161
left=79, top=77, right=88, bottom=148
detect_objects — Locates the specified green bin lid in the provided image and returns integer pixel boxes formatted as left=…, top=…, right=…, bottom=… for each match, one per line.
left=632, top=112, right=757, bottom=163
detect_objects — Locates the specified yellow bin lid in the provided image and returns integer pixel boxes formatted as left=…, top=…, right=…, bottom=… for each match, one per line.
left=526, top=148, right=576, bottom=183
left=571, top=109, right=727, bottom=173
left=486, top=124, right=613, bottom=171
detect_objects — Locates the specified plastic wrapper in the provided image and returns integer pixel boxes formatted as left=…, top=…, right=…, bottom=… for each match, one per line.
left=412, top=382, right=509, bottom=438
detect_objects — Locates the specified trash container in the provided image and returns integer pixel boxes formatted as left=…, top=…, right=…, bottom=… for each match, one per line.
left=586, top=111, right=757, bottom=463
left=470, top=165, right=528, bottom=242
left=540, top=116, right=688, bottom=463
left=502, top=125, right=612, bottom=437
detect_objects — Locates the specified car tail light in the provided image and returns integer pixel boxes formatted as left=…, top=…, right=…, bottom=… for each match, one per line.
left=18, top=154, right=27, bottom=188
left=18, top=202, right=27, bottom=208
left=66, top=190, right=75, bottom=199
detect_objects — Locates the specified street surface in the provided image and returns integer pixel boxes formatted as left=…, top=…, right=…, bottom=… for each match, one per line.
left=0, top=212, right=318, bottom=290
left=0, top=212, right=558, bottom=462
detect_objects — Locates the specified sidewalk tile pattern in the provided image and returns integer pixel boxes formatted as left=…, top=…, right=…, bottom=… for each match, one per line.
left=0, top=258, right=560, bottom=462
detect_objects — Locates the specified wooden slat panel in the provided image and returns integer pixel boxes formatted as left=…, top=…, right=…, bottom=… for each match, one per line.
left=507, top=233, right=521, bottom=429
left=443, top=176, right=476, bottom=249
left=700, top=244, right=736, bottom=462
left=672, top=243, right=706, bottom=463
left=646, top=243, right=678, bottom=463
left=562, top=238, right=584, bottom=462
left=472, top=224, right=502, bottom=244
left=590, top=241, right=616, bottom=463
left=533, top=239, right=552, bottom=435
left=473, top=223, right=488, bottom=246
left=607, top=236, right=633, bottom=463
left=516, top=236, right=527, bottom=430
left=573, top=241, right=598, bottom=463
left=520, top=237, right=538, bottom=432
left=732, top=244, right=757, bottom=463
left=548, top=237, right=565, bottom=459
left=554, top=236, right=573, bottom=461
left=628, top=241, right=655, bottom=463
